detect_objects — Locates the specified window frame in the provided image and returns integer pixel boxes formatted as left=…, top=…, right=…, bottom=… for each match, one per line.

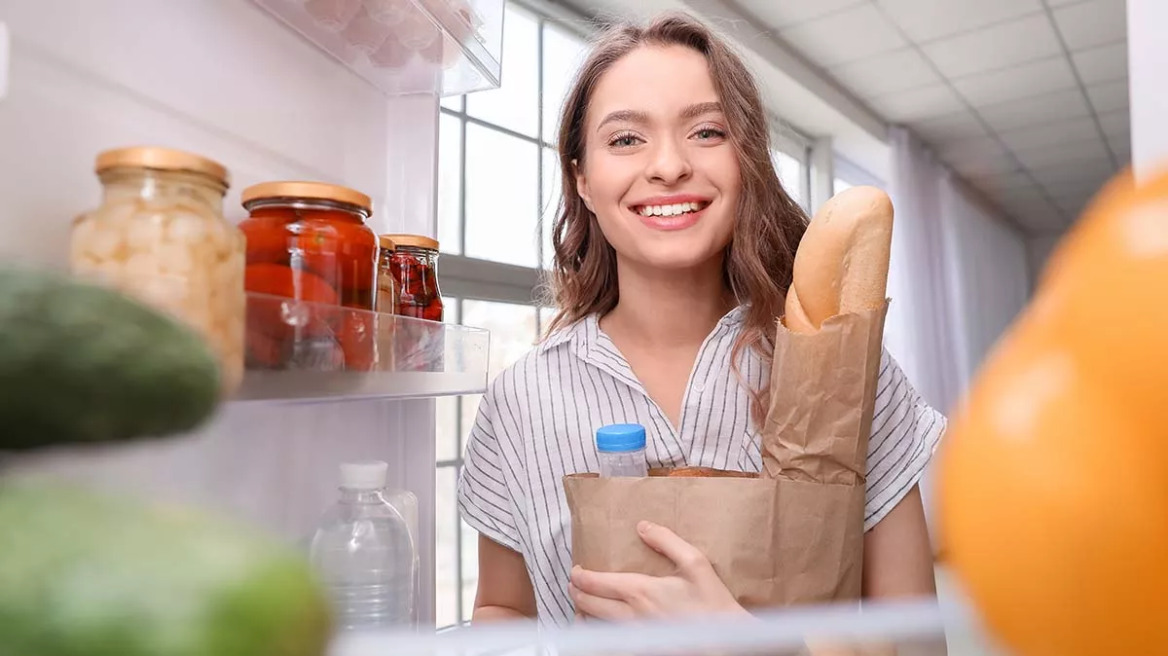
left=434, top=2, right=577, bottom=627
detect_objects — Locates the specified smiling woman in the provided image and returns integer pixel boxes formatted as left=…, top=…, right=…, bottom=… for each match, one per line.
left=457, top=10, right=944, bottom=627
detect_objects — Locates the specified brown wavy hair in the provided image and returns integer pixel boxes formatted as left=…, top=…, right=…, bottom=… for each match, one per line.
left=545, top=12, right=807, bottom=423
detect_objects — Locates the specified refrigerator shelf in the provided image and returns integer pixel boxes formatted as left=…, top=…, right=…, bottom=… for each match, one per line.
left=253, top=0, right=505, bottom=97
left=330, top=591, right=1004, bottom=656
left=234, top=291, right=489, bottom=402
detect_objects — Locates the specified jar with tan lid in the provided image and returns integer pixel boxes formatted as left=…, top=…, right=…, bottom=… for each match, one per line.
left=381, top=234, right=442, bottom=321
left=381, top=234, right=443, bottom=371
left=238, top=181, right=379, bottom=371
left=70, top=146, right=246, bottom=395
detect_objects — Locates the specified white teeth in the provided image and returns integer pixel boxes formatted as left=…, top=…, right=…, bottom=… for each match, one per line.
left=637, top=201, right=704, bottom=217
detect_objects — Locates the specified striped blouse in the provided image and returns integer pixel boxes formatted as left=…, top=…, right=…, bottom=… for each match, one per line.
left=457, top=305, right=946, bottom=625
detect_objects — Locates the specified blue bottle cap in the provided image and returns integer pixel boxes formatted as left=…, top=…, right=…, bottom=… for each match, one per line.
left=595, top=423, right=647, bottom=453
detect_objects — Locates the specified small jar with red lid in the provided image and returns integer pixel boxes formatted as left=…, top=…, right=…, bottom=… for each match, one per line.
left=381, top=234, right=443, bottom=371
left=381, top=234, right=443, bottom=321
left=238, top=181, right=378, bottom=372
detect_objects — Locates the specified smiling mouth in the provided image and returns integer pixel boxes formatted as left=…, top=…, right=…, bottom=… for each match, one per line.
left=631, top=200, right=711, bottom=217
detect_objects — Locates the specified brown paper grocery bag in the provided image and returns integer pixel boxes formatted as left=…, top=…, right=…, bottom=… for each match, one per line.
left=563, top=303, right=888, bottom=609
left=762, top=303, right=888, bottom=486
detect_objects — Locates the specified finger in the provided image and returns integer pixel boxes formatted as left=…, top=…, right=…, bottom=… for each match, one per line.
left=636, top=521, right=710, bottom=576
left=570, top=565, right=651, bottom=601
left=569, top=582, right=637, bottom=621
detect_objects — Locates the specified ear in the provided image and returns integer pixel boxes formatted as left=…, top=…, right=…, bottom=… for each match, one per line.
left=573, top=159, right=595, bottom=212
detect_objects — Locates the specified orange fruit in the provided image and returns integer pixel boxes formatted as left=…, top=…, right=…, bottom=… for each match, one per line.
left=940, top=166, right=1168, bottom=656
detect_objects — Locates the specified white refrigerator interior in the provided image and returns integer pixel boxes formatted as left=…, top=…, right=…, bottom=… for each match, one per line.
left=0, top=0, right=503, bottom=626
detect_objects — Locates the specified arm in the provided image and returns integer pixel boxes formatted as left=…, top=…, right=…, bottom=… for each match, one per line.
left=472, top=534, right=538, bottom=622
left=859, top=484, right=945, bottom=656
left=862, top=484, right=937, bottom=598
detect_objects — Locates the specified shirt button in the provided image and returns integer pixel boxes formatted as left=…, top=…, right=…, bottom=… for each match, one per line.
left=692, top=382, right=706, bottom=393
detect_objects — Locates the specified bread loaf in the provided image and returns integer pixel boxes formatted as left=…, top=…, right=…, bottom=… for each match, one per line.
left=784, top=186, right=894, bottom=333
left=648, top=467, right=756, bottom=478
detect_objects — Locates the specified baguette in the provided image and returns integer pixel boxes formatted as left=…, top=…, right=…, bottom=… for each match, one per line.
left=784, top=186, right=893, bottom=333
left=648, top=467, right=756, bottom=478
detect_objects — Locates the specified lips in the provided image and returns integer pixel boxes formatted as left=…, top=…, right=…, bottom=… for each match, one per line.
left=627, top=195, right=713, bottom=232
left=632, top=203, right=709, bottom=231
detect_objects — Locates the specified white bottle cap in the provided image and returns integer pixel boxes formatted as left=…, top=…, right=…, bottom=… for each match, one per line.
left=339, top=461, right=388, bottom=490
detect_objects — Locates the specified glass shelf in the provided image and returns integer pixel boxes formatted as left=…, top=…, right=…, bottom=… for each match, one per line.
left=234, top=292, right=489, bottom=402
left=330, top=595, right=998, bottom=656
left=253, top=0, right=504, bottom=97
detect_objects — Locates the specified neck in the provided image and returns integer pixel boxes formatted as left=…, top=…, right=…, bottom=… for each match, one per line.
left=601, top=255, right=735, bottom=348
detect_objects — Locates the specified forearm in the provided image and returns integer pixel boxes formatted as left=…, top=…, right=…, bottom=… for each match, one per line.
left=472, top=604, right=535, bottom=623
left=862, top=486, right=937, bottom=599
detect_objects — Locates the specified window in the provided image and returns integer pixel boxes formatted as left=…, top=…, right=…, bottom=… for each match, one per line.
left=434, top=1, right=587, bottom=628
left=833, top=154, right=884, bottom=193
left=773, top=149, right=808, bottom=210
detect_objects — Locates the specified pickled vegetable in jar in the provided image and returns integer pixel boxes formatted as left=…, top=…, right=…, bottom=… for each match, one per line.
left=70, top=146, right=246, bottom=395
left=381, top=234, right=443, bottom=372
left=238, top=181, right=378, bottom=372
left=375, top=235, right=399, bottom=315
left=382, top=235, right=442, bottom=321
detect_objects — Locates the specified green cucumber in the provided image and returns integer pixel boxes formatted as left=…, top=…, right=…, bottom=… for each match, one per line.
left=0, top=269, right=220, bottom=450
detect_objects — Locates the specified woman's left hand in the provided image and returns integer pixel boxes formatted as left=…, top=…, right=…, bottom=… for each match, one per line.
left=568, top=520, right=749, bottom=621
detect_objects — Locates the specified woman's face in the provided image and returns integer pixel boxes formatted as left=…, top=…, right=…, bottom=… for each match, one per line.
left=576, top=44, right=741, bottom=273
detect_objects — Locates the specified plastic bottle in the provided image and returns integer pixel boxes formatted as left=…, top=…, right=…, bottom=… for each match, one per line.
left=596, top=423, right=649, bottom=477
left=309, top=461, right=418, bottom=631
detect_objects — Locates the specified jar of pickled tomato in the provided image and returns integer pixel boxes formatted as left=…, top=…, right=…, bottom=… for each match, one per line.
left=381, top=234, right=443, bottom=371
left=70, top=146, right=246, bottom=395
left=381, top=234, right=442, bottom=321
left=238, top=181, right=378, bottom=372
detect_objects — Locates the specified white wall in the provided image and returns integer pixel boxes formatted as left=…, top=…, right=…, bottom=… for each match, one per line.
left=1130, top=0, right=1167, bottom=181
left=1025, top=234, right=1062, bottom=292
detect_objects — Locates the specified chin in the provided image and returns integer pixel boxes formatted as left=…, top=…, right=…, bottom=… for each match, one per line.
left=632, top=241, right=727, bottom=271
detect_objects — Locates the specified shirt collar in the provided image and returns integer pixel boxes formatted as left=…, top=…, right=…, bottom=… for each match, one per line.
left=536, top=304, right=747, bottom=355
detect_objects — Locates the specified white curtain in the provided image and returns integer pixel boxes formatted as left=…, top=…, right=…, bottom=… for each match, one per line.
left=885, top=128, right=1032, bottom=411
left=940, top=178, right=1032, bottom=389
left=886, top=128, right=1033, bottom=548
left=884, top=128, right=965, bottom=412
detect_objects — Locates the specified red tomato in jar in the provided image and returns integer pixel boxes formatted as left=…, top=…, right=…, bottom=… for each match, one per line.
left=338, top=309, right=377, bottom=372
left=245, top=263, right=338, bottom=304
left=241, top=217, right=293, bottom=267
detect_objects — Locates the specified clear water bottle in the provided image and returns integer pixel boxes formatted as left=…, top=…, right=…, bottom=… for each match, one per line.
left=309, top=461, right=418, bottom=631
left=596, top=423, right=649, bottom=477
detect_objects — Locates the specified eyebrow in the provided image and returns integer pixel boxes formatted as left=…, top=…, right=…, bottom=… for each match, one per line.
left=596, top=102, right=724, bottom=132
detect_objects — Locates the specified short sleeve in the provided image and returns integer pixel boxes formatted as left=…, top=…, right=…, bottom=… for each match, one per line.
left=863, top=349, right=947, bottom=531
left=457, top=384, right=524, bottom=553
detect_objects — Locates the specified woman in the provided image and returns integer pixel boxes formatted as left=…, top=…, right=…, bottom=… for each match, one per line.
left=457, top=11, right=943, bottom=624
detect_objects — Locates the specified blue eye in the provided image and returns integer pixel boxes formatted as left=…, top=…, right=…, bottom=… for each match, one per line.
left=609, top=133, right=641, bottom=148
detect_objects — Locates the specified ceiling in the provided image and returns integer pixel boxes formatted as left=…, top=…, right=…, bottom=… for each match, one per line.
left=731, top=0, right=1130, bottom=236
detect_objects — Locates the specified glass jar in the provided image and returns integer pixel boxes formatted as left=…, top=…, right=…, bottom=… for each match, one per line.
left=376, top=235, right=399, bottom=315
left=70, top=146, right=246, bottom=395
left=382, top=235, right=443, bottom=372
left=382, top=235, right=442, bottom=321
left=238, top=181, right=378, bottom=372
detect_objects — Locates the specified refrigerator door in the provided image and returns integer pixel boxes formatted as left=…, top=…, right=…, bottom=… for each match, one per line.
left=0, top=0, right=503, bottom=626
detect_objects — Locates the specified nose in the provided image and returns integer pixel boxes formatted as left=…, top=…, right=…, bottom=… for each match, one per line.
left=645, top=137, right=692, bottom=185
